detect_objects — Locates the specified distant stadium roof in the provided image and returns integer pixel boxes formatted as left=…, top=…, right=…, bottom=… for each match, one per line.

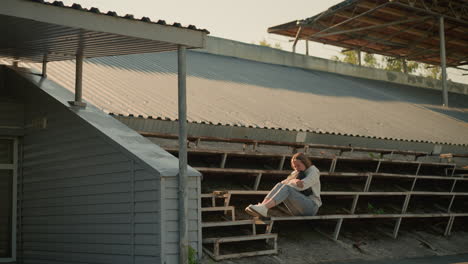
left=0, top=0, right=209, bottom=62
left=268, top=0, right=468, bottom=67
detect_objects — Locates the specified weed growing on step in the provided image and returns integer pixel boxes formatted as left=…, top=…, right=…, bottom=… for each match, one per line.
left=188, top=246, right=198, bottom=264
left=367, top=202, right=385, bottom=214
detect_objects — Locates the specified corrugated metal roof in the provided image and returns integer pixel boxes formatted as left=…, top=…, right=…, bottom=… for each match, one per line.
left=12, top=50, right=468, bottom=146
left=28, top=0, right=209, bottom=33
left=0, top=0, right=208, bottom=62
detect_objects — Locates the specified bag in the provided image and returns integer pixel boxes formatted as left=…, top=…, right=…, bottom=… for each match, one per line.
left=297, top=171, right=313, bottom=196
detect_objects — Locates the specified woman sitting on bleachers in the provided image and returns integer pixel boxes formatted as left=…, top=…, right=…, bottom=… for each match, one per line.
left=245, top=152, right=322, bottom=217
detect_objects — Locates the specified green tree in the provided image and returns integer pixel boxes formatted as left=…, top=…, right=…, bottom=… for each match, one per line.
left=423, top=65, right=442, bottom=80
left=341, top=50, right=359, bottom=65
left=363, top=53, right=379, bottom=68
left=258, top=38, right=282, bottom=50
left=331, top=51, right=443, bottom=80
left=383, top=57, right=419, bottom=74
left=332, top=50, right=378, bottom=67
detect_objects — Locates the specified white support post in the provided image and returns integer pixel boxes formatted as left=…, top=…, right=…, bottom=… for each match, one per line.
left=68, top=53, right=87, bottom=107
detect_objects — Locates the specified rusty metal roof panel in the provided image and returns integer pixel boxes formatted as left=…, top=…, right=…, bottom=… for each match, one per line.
left=11, top=51, right=468, bottom=146
left=268, top=0, right=468, bottom=67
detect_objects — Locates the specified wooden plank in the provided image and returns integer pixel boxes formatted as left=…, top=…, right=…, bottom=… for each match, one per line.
left=203, top=233, right=277, bottom=243
left=175, top=146, right=455, bottom=168
left=196, top=167, right=289, bottom=175
left=201, top=206, right=234, bottom=212
left=197, top=167, right=468, bottom=181
left=211, top=249, right=278, bottom=261
left=213, top=190, right=468, bottom=197
left=202, top=220, right=255, bottom=228
left=141, top=131, right=433, bottom=160
left=267, top=213, right=468, bottom=221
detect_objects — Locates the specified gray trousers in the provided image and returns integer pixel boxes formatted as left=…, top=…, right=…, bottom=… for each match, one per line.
left=265, top=182, right=319, bottom=216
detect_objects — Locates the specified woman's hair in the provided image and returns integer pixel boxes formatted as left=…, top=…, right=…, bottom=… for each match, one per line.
left=291, top=152, right=312, bottom=169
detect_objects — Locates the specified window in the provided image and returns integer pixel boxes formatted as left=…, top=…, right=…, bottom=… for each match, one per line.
left=0, top=138, right=17, bottom=263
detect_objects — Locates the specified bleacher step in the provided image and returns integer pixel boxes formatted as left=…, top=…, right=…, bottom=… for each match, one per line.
left=202, top=233, right=278, bottom=260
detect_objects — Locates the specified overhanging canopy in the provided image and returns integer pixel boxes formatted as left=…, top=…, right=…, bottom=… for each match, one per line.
left=268, top=0, right=468, bottom=67
left=0, top=0, right=209, bottom=62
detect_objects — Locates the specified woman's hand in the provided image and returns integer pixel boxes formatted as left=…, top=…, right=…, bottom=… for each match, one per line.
left=281, top=179, right=290, bottom=184
left=290, top=179, right=304, bottom=188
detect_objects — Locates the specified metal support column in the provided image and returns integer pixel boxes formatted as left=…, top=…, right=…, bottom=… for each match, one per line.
left=357, top=50, right=361, bottom=66
left=177, top=45, right=189, bottom=264
left=439, top=16, right=448, bottom=107
left=42, top=55, right=48, bottom=78
left=305, top=40, right=309, bottom=56
left=68, top=54, right=87, bottom=107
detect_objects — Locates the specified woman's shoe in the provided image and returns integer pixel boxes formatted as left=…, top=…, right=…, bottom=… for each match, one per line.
left=245, top=204, right=260, bottom=217
left=245, top=204, right=268, bottom=217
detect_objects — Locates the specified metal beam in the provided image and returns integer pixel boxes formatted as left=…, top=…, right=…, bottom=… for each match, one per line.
left=313, top=16, right=431, bottom=38
left=306, top=2, right=390, bottom=40
left=360, top=17, right=435, bottom=56
left=440, top=16, right=449, bottom=107
left=292, top=26, right=303, bottom=53
left=177, top=45, right=189, bottom=264
left=453, top=66, right=468, bottom=72
left=390, top=1, right=468, bottom=27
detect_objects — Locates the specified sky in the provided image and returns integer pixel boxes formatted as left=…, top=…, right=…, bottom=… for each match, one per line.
left=61, top=0, right=466, bottom=84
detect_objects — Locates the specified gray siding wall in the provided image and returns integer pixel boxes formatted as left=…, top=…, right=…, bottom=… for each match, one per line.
left=0, top=170, right=13, bottom=259
left=161, top=176, right=201, bottom=264
left=8, top=73, right=162, bottom=263
left=0, top=99, right=24, bottom=136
